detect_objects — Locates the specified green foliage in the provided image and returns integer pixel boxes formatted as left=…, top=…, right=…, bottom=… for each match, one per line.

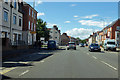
left=36, top=19, right=50, bottom=41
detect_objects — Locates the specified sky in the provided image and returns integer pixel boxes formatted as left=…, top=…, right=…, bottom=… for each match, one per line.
left=26, top=1, right=118, bottom=39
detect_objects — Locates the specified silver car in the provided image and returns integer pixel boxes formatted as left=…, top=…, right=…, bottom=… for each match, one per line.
left=67, top=42, right=76, bottom=50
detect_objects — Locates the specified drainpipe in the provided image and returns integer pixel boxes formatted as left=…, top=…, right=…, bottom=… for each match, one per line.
left=10, top=2, right=13, bottom=45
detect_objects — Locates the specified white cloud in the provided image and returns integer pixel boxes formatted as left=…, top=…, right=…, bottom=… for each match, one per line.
left=66, top=28, right=98, bottom=39
left=71, top=4, right=77, bottom=7
left=78, top=20, right=110, bottom=28
left=37, top=12, right=45, bottom=17
left=74, top=15, right=78, bottom=18
left=35, top=0, right=43, bottom=6
left=47, top=23, right=57, bottom=28
left=64, top=21, right=71, bottom=23
left=82, top=14, right=99, bottom=19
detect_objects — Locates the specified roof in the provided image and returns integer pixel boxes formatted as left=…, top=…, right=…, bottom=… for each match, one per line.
left=107, top=19, right=118, bottom=28
left=23, top=1, right=38, bottom=13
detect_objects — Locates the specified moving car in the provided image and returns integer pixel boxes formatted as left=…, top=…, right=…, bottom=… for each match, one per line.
left=67, top=42, right=76, bottom=50
left=104, top=39, right=117, bottom=51
left=79, top=43, right=84, bottom=47
left=89, top=43, right=101, bottom=52
left=47, top=40, right=58, bottom=50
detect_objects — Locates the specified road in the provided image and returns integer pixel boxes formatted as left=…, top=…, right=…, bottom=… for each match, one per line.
left=2, top=46, right=118, bottom=78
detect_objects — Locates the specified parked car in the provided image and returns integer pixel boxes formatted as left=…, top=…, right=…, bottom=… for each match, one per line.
left=89, top=43, right=101, bottom=52
left=67, top=42, right=76, bottom=50
left=47, top=40, right=58, bottom=50
left=104, top=39, right=117, bottom=51
left=79, top=43, right=84, bottom=47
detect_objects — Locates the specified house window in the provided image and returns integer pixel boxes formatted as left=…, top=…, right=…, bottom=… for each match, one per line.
left=4, top=11, right=8, bottom=22
left=19, top=18, right=22, bottom=26
left=55, top=32, right=57, bottom=33
left=14, top=0, right=17, bottom=9
left=55, top=37, right=57, bottom=39
left=29, top=8, right=31, bottom=15
left=117, top=26, right=120, bottom=30
left=31, top=23, right=33, bottom=31
left=4, top=0, right=8, bottom=4
left=34, top=24, right=36, bottom=31
left=32, top=10, right=33, bottom=17
left=13, top=15, right=16, bottom=24
left=117, top=34, right=119, bottom=38
left=34, top=13, right=36, bottom=19
left=29, top=21, right=30, bottom=30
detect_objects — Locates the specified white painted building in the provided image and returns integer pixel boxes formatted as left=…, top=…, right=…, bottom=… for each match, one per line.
left=0, top=0, right=23, bottom=45
left=48, top=25, right=61, bottom=45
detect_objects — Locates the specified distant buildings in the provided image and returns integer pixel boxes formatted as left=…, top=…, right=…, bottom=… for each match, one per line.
left=61, top=33, right=70, bottom=46
left=48, top=25, right=61, bottom=45
left=87, top=19, right=120, bottom=48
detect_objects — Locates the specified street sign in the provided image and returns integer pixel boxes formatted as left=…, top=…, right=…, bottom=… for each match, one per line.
left=40, top=37, right=45, bottom=41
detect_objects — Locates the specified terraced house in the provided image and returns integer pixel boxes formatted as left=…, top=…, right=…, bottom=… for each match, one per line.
left=0, top=0, right=23, bottom=46
left=22, top=2, right=37, bottom=45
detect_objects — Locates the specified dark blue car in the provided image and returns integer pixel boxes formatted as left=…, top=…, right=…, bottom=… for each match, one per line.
left=47, top=40, right=57, bottom=50
left=89, top=43, right=101, bottom=52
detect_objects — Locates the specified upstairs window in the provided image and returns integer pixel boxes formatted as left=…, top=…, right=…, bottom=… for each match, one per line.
left=34, top=13, right=36, bottom=19
left=29, top=8, right=31, bottom=15
left=32, top=10, right=34, bottom=17
left=13, top=15, right=16, bottom=24
left=29, top=21, right=30, bottom=30
left=117, top=26, right=120, bottom=30
left=14, top=0, right=17, bottom=9
left=4, top=11, right=8, bottom=22
left=19, top=18, right=22, bottom=26
left=4, top=0, right=8, bottom=4
left=34, top=24, right=36, bottom=31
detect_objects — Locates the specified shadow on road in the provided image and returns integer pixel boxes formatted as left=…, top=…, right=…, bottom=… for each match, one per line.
left=2, top=54, right=53, bottom=68
left=1, top=75, right=11, bottom=79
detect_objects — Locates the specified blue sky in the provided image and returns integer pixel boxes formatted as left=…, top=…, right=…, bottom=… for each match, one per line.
left=28, top=2, right=118, bottom=39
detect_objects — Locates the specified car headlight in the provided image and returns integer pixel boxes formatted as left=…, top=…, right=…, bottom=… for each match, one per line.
left=91, top=47, right=93, bottom=49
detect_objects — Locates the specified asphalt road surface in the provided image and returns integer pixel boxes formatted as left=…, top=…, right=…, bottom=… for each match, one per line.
left=2, top=46, right=118, bottom=78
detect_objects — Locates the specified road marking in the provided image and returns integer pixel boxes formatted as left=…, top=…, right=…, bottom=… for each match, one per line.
left=101, top=61, right=117, bottom=71
left=40, top=60, right=44, bottom=63
left=92, top=56, right=97, bottom=59
left=87, top=53, right=89, bottom=55
left=0, top=67, right=16, bottom=74
left=19, top=70, right=29, bottom=76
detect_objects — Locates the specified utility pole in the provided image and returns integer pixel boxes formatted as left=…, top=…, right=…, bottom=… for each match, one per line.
left=32, top=0, right=35, bottom=45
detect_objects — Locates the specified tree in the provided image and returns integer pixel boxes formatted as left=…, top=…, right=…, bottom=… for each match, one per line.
left=75, top=37, right=81, bottom=44
left=36, top=19, right=50, bottom=42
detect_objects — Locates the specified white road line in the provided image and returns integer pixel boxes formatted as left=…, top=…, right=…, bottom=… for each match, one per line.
left=101, top=61, right=118, bottom=71
left=40, top=60, right=44, bottom=63
left=92, top=56, right=97, bottom=59
left=19, top=70, right=29, bottom=76
left=87, top=53, right=89, bottom=55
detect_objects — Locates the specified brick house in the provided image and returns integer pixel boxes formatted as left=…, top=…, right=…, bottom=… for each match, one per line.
left=22, top=2, right=37, bottom=45
left=61, top=33, right=70, bottom=46
left=106, top=19, right=120, bottom=47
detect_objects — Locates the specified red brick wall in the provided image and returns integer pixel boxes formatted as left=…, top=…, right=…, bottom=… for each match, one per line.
left=23, top=5, right=37, bottom=33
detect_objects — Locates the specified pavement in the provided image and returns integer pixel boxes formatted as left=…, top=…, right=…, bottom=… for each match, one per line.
left=1, top=46, right=118, bottom=79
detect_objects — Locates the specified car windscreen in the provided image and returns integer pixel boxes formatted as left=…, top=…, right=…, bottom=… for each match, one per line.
left=91, top=44, right=98, bottom=46
left=69, top=43, right=75, bottom=45
left=49, top=41, right=55, bottom=44
left=107, top=42, right=115, bottom=45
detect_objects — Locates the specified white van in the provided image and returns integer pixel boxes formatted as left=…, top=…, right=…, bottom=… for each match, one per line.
left=104, top=39, right=117, bottom=51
